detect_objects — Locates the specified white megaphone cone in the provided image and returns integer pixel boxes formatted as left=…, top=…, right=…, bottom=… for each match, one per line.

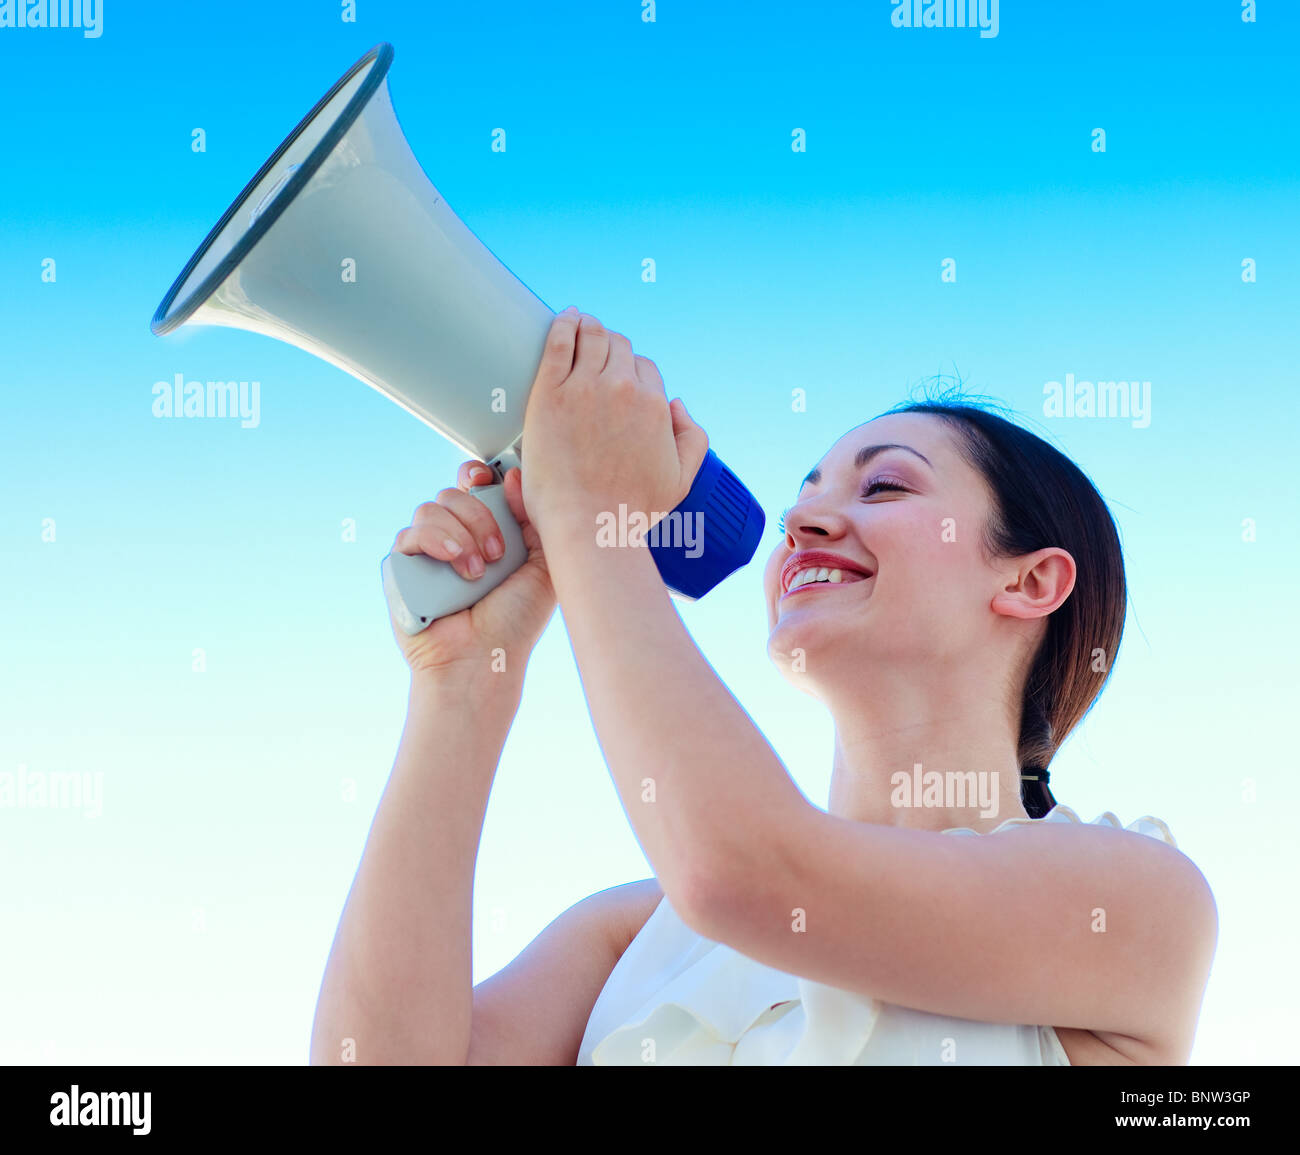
left=152, top=43, right=764, bottom=634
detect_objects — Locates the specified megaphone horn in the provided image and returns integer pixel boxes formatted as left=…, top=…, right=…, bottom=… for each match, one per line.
left=151, top=42, right=765, bottom=633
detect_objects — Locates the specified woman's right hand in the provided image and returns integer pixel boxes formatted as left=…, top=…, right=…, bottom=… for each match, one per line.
left=389, top=461, right=557, bottom=680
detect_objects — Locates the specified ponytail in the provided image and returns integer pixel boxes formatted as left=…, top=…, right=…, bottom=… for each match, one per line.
left=1018, top=653, right=1058, bottom=819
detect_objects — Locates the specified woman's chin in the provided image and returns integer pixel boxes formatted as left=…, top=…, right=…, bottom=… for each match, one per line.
left=768, top=616, right=838, bottom=668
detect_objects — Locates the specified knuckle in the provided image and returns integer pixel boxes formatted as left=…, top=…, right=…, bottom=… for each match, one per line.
left=463, top=502, right=495, bottom=534
left=429, top=526, right=469, bottom=559
left=412, top=501, right=440, bottom=523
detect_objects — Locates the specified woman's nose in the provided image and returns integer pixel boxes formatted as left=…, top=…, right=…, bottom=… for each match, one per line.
left=784, top=504, right=844, bottom=545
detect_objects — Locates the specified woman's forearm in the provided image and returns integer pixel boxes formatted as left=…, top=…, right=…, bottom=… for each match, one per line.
left=309, top=667, right=524, bottom=1065
left=544, top=523, right=804, bottom=912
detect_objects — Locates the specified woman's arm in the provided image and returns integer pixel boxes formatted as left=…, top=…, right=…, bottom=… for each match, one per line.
left=309, top=667, right=524, bottom=1065
left=517, top=309, right=808, bottom=917
left=310, top=448, right=556, bottom=1065
left=545, top=529, right=805, bottom=919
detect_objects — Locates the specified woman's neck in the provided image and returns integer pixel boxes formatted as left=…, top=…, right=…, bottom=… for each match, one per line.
left=824, top=682, right=1031, bottom=834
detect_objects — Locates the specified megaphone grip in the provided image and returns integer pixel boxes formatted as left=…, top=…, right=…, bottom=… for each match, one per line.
left=648, top=450, right=766, bottom=599
left=381, top=483, right=529, bottom=635
left=382, top=450, right=765, bottom=633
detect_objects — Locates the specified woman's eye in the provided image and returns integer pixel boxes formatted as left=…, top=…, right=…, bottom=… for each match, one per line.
left=862, top=478, right=907, bottom=497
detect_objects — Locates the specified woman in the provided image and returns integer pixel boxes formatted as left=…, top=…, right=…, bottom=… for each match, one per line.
left=309, top=308, right=1217, bottom=1066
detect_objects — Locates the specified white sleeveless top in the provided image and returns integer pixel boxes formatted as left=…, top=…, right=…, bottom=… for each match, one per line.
left=576, top=804, right=1178, bottom=1065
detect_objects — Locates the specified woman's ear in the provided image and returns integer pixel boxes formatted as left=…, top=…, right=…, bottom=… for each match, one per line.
left=990, top=547, right=1076, bottom=621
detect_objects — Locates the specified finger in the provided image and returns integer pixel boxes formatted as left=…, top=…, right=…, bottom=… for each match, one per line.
left=603, top=332, right=640, bottom=391
left=534, top=308, right=581, bottom=390
left=634, top=354, right=663, bottom=392
left=572, top=312, right=611, bottom=381
left=669, top=396, right=710, bottom=472
left=431, top=487, right=506, bottom=563
left=394, top=507, right=486, bottom=580
left=411, top=488, right=495, bottom=547
left=458, top=460, right=495, bottom=491
left=501, top=467, right=531, bottom=531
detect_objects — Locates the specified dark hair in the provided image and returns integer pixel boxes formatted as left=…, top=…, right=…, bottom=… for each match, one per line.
left=877, top=391, right=1127, bottom=819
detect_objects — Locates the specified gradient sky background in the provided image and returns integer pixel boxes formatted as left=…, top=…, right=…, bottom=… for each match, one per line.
left=2, top=1, right=1296, bottom=1065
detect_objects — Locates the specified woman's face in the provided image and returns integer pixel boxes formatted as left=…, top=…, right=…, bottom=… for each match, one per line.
left=763, top=412, right=1023, bottom=695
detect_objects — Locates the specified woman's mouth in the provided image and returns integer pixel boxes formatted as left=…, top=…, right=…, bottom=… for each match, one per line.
left=780, top=569, right=874, bottom=600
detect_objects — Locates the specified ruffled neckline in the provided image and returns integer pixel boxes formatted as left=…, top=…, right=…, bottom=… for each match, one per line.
left=940, top=802, right=1178, bottom=849
left=586, top=803, right=1177, bottom=1064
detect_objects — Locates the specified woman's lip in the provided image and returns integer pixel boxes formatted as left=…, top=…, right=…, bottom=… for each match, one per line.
left=779, top=574, right=874, bottom=601
left=780, top=553, right=872, bottom=592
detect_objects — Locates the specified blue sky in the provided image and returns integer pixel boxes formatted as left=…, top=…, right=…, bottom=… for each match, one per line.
left=1, top=1, right=1297, bottom=1064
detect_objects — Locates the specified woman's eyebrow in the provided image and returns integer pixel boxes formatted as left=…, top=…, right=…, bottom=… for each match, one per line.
left=800, top=443, right=934, bottom=487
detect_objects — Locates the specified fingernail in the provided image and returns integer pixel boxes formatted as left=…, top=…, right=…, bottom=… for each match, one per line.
left=485, top=534, right=503, bottom=560
left=468, top=554, right=485, bottom=577
left=442, top=537, right=462, bottom=557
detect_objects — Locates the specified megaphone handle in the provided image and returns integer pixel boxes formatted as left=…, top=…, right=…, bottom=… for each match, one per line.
left=381, top=481, right=529, bottom=635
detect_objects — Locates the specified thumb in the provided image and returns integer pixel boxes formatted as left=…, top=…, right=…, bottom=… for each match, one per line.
left=502, top=468, right=547, bottom=556
left=501, top=467, right=530, bottom=526
left=669, top=397, right=709, bottom=473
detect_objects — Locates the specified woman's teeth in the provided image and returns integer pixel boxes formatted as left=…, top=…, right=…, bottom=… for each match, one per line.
left=788, top=566, right=844, bottom=589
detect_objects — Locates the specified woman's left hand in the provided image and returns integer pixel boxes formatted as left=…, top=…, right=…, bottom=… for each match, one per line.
left=520, top=307, right=710, bottom=543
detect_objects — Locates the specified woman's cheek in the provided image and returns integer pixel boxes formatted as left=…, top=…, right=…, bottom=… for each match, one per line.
left=762, top=549, right=785, bottom=605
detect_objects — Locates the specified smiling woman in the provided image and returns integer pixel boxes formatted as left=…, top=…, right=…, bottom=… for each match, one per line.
left=768, top=398, right=1129, bottom=823
left=312, top=309, right=1216, bottom=1068
left=554, top=380, right=1214, bottom=1066
left=669, top=393, right=1212, bottom=1064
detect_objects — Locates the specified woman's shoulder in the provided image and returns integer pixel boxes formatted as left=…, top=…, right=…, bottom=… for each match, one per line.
left=948, top=801, right=1213, bottom=1063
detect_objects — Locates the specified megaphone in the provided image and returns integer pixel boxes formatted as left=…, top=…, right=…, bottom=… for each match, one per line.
left=151, top=43, right=765, bottom=634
